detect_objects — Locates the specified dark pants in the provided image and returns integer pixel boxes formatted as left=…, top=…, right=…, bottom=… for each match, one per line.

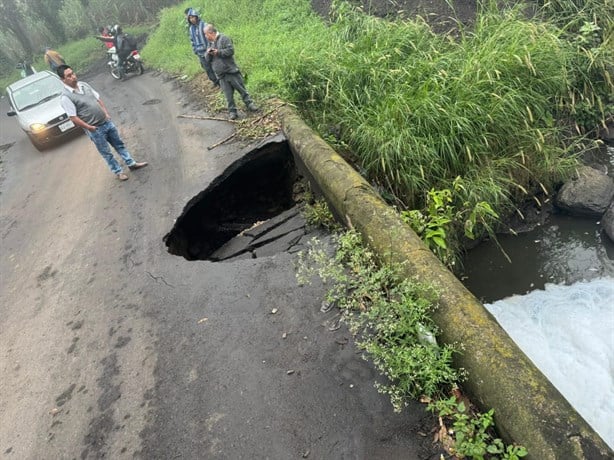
left=219, top=72, right=253, bottom=115
left=117, top=50, right=131, bottom=75
left=198, top=54, right=219, bottom=85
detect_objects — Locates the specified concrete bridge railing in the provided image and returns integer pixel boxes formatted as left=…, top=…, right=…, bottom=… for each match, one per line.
left=280, top=106, right=612, bottom=460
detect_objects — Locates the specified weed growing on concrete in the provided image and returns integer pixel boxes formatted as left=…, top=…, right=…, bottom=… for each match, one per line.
left=296, top=229, right=460, bottom=406
left=302, top=198, right=342, bottom=231
left=297, top=221, right=527, bottom=458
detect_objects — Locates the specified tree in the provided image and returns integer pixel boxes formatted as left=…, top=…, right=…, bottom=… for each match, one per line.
left=30, top=0, right=67, bottom=43
left=0, top=0, right=35, bottom=59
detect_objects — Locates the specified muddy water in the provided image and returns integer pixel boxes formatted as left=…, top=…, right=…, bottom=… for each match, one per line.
left=462, top=145, right=614, bottom=303
left=461, top=213, right=614, bottom=303
left=463, top=218, right=614, bottom=449
left=460, top=145, right=614, bottom=448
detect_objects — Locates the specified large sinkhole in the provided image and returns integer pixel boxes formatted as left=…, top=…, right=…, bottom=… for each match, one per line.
left=164, top=136, right=313, bottom=262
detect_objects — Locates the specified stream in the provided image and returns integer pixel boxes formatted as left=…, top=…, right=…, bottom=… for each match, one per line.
left=461, top=146, right=614, bottom=448
left=462, top=213, right=614, bottom=303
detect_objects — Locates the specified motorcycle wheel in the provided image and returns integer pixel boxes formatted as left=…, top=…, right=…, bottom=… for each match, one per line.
left=136, top=62, right=144, bottom=75
left=110, top=67, right=122, bottom=80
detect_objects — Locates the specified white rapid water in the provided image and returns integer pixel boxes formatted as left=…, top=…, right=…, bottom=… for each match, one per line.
left=485, top=277, right=614, bottom=449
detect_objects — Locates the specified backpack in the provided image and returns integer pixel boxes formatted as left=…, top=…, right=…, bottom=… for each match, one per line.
left=121, top=33, right=137, bottom=51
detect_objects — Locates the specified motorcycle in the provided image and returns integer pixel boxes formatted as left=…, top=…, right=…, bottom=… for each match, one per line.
left=107, top=46, right=144, bottom=80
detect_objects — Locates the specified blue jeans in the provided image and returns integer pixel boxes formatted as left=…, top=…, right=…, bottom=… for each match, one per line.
left=86, top=120, right=136, bottom=175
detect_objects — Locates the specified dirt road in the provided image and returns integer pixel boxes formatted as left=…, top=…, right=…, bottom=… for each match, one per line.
left=0, top=69, right=441, bottom=458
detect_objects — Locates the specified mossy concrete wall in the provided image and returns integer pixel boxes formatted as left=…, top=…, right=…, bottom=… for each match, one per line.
left=280, top=106, right=612, bottom=459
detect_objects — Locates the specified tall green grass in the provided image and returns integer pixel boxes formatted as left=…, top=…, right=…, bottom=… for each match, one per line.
left=286, top=1, right=585, bottom=222
left=537, top=0, right=614, bottom=133
left=142, top=0, right=327, bottom=97
left=140, top=0, right=610, bottom=255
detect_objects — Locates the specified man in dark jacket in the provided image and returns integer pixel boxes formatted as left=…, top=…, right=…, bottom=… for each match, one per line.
left=96, top=25, right=135, bottom=78
left=204, top=24, right=258, bottom=120
left=186, top=8, right=218, bottom=86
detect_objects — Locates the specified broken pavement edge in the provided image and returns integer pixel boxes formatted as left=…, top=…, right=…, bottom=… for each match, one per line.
left=280, top=106, right=612, bottom=460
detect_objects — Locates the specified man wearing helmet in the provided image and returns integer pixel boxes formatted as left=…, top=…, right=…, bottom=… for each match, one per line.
left=96, top=25, right=134, bottom=78
left=186, top=8, right=219, bottom=87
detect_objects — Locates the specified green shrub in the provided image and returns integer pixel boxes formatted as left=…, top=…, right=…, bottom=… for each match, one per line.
left=297, top=219, right=526, bottom=457
left=430, top=396, right=528, bottom=459
left=401, top=178, right=501, bottom=270
left=297, top=229, right=461, bottom=408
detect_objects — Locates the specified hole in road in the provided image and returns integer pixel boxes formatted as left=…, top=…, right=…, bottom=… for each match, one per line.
left=164, top=137, right=312, bottom=261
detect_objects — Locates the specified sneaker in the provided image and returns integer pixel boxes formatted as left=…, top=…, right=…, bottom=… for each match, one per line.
left=129, top=161, right=148, bottom=170
left=247, top=103, right=259, bottom=112
left=229, top=112, right=238, bottom=121
left=117, top=172, right=129, bottom=181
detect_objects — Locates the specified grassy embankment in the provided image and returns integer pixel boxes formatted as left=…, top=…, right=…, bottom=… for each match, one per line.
left=144, top=0, right=611, bottom=269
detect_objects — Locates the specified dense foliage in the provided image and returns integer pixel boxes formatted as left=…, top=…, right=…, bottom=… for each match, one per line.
left=287, top=1, right=611, bottom=259
left=146, top=0, right=614, bottom=264
left=0, top=0, right=178, bottom=78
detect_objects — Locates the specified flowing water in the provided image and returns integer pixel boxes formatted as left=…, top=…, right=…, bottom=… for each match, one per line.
left=462, top=213, right=614, bottom=303
left=485, top=278, right=613, bottom=448
left=461, top=146, right=614, bottom=448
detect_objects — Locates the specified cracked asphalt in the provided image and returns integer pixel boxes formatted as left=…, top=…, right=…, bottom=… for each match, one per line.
left=0, top=69, right=441, bottom=459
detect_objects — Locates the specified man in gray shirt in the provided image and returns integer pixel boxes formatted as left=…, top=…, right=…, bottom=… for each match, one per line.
left=57, top=64, right=147, bottom=181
